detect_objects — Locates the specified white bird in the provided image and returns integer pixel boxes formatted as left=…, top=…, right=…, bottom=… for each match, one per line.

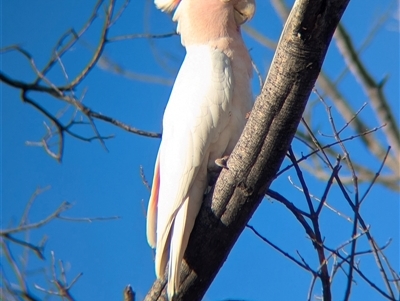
left=147, top=0, right=255, bottom=298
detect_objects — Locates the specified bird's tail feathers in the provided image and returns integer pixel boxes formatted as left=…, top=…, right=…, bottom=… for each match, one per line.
left=167, top=176, right=205, bottom=299
left=147, top=153, right=160, bottom=248
left=168, top=197, right=190, bottom=299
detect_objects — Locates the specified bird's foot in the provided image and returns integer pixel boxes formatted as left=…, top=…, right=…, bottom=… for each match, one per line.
left=215, top=155, right=229, bottom=169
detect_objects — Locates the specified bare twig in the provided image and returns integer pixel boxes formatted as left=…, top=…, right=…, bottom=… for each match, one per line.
left=316, top=71, right=398, bottom=172
left=1, top=0, right=162, bottom=162
left=279, top=124, right=386, bottom=176
left=88, top=110, right=161, bottom=138
left=333, top=174, right=396, bottom=299
left=140, top=165, right=152, bottom=192
left=323, top=243, right=395, bottom=300
left=2, top=234, right=46, bottom=260
left=316, top=158, right=341, bottom=215
left=360, top=146, right=391, bottom=204
left=0, top=202, right=72, bottom=236
left=110, top=0, right=130, bottom=26
left=57, top=215, right=121, bottom=222
left=316, top=88, right=360, bottom=301
left=1, top=240, right=28, bottom=293
left=37, top=0, right=105, bottom=83
left=288, top=148, right=331, bottom=301
left=34, top=251, right=81, bottom=301
left=107, top=32, right=177, bottom=42
left=61, top=0, right=116, bottom=90
left=19, top=186, right=51, bottom=227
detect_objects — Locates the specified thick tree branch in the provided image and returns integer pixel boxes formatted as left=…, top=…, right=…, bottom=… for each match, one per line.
left=144, top=0, right=350, bottom=300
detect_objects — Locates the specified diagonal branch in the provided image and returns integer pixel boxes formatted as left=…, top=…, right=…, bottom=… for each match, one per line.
left=334, top=23, right=400, bottom=161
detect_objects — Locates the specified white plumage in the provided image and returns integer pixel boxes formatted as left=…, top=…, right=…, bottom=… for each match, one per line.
left=147, top=0, right=255, bottom=299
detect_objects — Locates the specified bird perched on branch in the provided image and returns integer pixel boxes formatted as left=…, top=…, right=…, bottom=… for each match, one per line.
left=147, top=0, right=255, bottom=298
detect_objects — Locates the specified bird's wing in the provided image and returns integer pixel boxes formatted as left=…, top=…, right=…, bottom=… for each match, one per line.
left=147, top=45, right=233, bottom=282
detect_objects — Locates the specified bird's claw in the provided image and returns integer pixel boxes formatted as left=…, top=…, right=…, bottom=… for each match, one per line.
left=215, top=155, right=229, bottom=169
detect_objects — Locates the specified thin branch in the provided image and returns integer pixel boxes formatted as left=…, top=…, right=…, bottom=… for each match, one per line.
left=57, top=215, right=120, bottom=222
left=1, top=240, right=28, bottom=292
left=279, top=124, right=386, bottom=175
left=334, top=174, right=396, bottom=299
left=246, top=225, right=315, bottom=274
left=294, top=128, right=399, bottom=190
left=316, top=88, right=360, bottom=301
left=251, top=59, right=264, bottom=91
left=0, top=202, right=72, bottom=235
left=266, top=189, right=312, bottom=224
left=109, top=0, right=130, bottom=26
left=316, top=71, right=398, bottom=171
left=288, top=175, right=357, bottom=227
left=2, top=234, right=46, bottom=260
left=288, top=148, right=315, bottom=214
left=0, top=70, right=59, bottom=95
left=323, top=243, right=395, bottom=300
left=360, top=146, right=391, bottom=204
left=316, top=159, right=341, bottom=215
left=37, top=0, right=105, bottom=83
left=19, top=186, right=51, bottom=227
left=336, top=102, right=368, bottom=135
left=140, top=166, right=152, bottom=192
left=60, top=0, right=116, bottom=90
left=88, top=110, right=161, bottom=138
left=334, top=23, right=400, bottom=160
left=288, top=148, right=331, bottom=301
left=34, top=251, right=80, bottom=301
left=107, top=32, right=177, bottom=42
left=21, top=91, right=65, bottom=161
left=270, top=0, right=399, bottom=177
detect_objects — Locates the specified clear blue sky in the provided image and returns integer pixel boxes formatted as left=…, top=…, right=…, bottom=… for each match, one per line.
left=1, top=1, right=399, bottom=300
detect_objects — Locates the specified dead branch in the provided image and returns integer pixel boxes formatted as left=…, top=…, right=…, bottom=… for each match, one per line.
left=0, top=0, right=165, bottom=162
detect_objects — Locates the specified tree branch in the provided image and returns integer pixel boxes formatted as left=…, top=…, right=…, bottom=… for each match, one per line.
left=334, top=24, right=400, bottom=161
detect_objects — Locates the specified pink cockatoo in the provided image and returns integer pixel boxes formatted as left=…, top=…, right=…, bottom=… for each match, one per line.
left=147, top=0, right=255, bottom=298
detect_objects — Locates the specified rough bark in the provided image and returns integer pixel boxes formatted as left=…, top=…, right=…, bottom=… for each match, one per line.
left=145, top=0, right=350, bottom=300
